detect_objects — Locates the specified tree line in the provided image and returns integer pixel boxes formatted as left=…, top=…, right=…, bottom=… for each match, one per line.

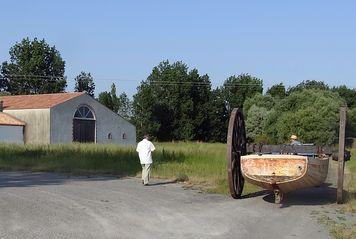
left=1, top=38, right=355, bottom=144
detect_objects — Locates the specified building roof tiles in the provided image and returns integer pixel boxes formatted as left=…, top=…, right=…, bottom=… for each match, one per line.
left=0, top=92, right=85, bottom=110
left=0, top=112, right=25, bottom=126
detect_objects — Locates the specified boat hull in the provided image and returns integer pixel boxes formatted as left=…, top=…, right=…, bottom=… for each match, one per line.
left=241, top=154, right=329, bottom=193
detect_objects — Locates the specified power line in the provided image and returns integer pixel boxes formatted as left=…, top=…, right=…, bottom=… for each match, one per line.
left=0, top=74, right=65, bottom=79
left=0, top=74, right=267, bottom=87
left=0, top=75, right=141, bottom=82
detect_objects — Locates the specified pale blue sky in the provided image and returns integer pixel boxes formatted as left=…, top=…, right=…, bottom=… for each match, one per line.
left=1, top=1, right=355, bottom=97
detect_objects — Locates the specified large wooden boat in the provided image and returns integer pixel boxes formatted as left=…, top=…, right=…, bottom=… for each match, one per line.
left=240, top=154, right=329, bottom=201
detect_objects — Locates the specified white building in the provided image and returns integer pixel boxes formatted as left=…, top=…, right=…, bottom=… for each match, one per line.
left=0, top=92, right=136, bottom=145
left=0, top=111, right=25, bottom=144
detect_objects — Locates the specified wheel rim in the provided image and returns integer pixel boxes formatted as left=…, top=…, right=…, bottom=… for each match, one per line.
left=227, top=108, right=246, bottom=198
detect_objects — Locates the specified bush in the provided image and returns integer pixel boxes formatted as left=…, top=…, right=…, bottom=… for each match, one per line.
left=245, top=89, right=344, bottom=145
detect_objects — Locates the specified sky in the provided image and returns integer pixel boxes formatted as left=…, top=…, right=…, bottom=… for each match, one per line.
left=1, top=0, right=355, bottom=98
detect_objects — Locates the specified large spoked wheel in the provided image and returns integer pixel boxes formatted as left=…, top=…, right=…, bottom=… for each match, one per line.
left=227, top=108, right=247, bottom=199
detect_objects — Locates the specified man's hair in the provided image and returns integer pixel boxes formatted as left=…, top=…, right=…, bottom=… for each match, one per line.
left=143, top=133, right=149, bottom=139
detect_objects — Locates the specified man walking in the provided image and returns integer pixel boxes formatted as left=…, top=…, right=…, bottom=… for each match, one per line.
left=136, top=134, right=155, bottom=186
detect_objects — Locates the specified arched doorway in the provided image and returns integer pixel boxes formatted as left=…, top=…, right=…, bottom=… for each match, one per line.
left=73, top=105, right=96, bottom=143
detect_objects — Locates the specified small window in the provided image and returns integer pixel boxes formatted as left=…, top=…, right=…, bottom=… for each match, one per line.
left=108, top=133, right=112, bottom=140
left=122, top=133, right=127, bottom=139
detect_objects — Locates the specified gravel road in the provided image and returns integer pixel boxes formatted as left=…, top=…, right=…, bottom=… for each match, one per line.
left=0, top=171, right=336, bottom=239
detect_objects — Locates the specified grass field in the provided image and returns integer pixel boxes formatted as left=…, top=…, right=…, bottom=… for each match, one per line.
left=154, top=142, right=258, bottom=194
left=0, top=142, right=259, bottom=196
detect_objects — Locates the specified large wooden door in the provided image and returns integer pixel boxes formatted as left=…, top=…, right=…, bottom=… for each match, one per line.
left=73, top=119, right=95, bottom=143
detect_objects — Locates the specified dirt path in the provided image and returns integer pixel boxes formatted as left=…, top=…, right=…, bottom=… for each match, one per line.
left=0, top=171, right=335, bottom=239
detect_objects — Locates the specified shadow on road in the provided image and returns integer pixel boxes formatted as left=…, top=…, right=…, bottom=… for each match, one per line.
left=0, top=171, right=120, bottom=188
left=147, top=180, right=178, bottom=186
left=241, top=190, right=270, bottom=199
left=262, top=183, right=338, bottom=207
left=239, top=183, right=340, bottom=207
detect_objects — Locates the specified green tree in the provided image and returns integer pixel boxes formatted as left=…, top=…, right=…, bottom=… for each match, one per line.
left=118, top=92, right=132, bottom=120
left=0, top=37, right=66, bottom=94
left=286, top=80, right=329, bottom=95
left=0, top=73, right=5, bottom=93
left=132, top=60, right=212, bottom=141
left=207, top=88, right=229, bottom=142
left=243, top=93, right=275, bottom=119
left=110, top=83, right=120, bottom=113
left=74, top=71, right=95, bottom=97
left=331, top=85, right=356, bottom=108
left=221, top=74, right=263, bottom=111
left=185, top=71, right=212, bottom=141
left=245, top=105, right=271, bottom=143
left=346, top=107, right=356, bottom=138
left=98, top=83, right=132, bottom=120
left=98, top=91, right=114, bottom=111
left=243, top=94, right=275, bottom=143
left=265, top=89, right=343, bottom=145
left=266, top=83, right=286, bottom=98
left=132, top=81, right=162, bottom=140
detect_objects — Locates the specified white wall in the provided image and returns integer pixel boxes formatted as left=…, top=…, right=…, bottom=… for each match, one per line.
left=0, top=125, right=24, bottom=144
left=4, top=109, right=50, bottom=144
left=51, top=94, right=136, bottom=145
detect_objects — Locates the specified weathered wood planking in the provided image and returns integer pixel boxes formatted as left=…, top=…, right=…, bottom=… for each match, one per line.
left=241, top=154, right=329, bottom=193
left=337, top=106, right=347, bottom=204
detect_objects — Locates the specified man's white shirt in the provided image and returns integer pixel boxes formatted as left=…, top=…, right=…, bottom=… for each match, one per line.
left=136, top=139, right=155, bottom=164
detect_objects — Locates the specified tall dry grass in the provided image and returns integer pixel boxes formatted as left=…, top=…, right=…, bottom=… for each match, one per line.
left=0, top=143, right=140, bottom=175
left=0, top=142, right=259, bottom=195
left=343, top=148, right=356, bottom=212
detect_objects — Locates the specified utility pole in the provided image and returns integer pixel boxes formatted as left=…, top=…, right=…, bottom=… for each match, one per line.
left=337, top=105, right=347, bottom=204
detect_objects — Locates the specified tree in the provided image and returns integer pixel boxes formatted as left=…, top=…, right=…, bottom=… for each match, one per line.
left=286, top=80, right=329, bottom=95
left=185, top=71, right=212, bottom=141
left=97, top=83, right=133, bottom=121
left=0, top=37, right=66, bottom=94
left=245, top=105, right=271, bottom=143
left=331, top=85, right=356, bottom=108
left=266, top=83, right=286, bottom=98
left=346, top=107, right=356, bottom=138
left=265, top=89, right=343, bottom=145
left=243, top=94, right=275, bottom=143
left=98, top=91, right=114, bottom=111
left=132, top=60, right=213, bottom=141
left=208, top=88, right=229, bottom=142
left=74, top=71, right=95, bottom=97
left=118, top=92, right=132, bottom=120
left=110, top=83, right=120, bottom=113
left=221, top=74, right=263, bottom=111
left=243, top=93, right=275, bottom=119
left=0, top=73, right=5, bottom=93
